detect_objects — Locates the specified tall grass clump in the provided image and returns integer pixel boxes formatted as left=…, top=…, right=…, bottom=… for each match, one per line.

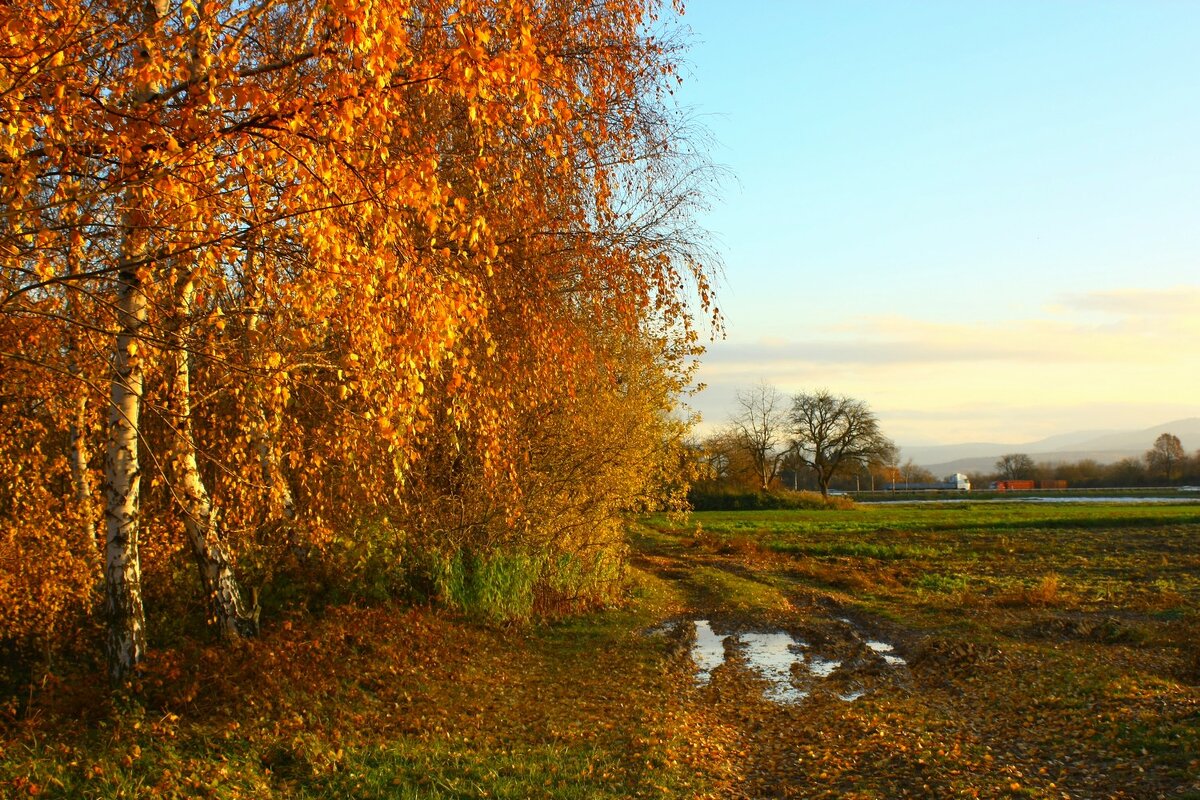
left=408, top=545, right=627, bottom=623
left=286, top=520, right=630, bottom=625
left=536, top=548, right=628, bottom=615
left=429, top=549, right=538, bottom=623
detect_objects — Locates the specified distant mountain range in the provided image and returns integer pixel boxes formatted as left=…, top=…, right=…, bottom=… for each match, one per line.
left=902, top=418, right=1200, bottom=476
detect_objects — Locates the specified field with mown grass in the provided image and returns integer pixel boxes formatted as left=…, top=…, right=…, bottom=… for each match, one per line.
left=3, top=501, right=1198, bottom=798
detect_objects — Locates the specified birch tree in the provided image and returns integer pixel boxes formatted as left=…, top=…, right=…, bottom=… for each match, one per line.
left=728, top=382, right=791, bottom=491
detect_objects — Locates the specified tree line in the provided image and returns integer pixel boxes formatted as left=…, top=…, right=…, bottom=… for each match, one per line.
left=0, top=0, right=714, bottom=684
left=695, top=387, right=1199, bottom=498
left=981, top=433, right=1200, bottom=488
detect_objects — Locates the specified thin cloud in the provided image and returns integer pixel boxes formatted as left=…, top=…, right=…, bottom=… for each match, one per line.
left=701, top=293, right=1200, bottom=374
left=1057, top=285, right=1200, bottom=318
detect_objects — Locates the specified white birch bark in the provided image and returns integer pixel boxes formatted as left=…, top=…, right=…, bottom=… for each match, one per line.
left=65, top=251, right=95, bottom=549
left=167, top=274, right=259, bottom=639
left=102, top=0, right=172, bottom=683
left=103, top=204, right=149, bottom=683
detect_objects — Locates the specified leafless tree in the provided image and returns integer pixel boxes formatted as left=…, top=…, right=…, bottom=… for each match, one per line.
left=728, top=382, right=791, bottom=491
left=995, top=453, right=1036, bottom=480
left=789, top=390, right=893, bottom=497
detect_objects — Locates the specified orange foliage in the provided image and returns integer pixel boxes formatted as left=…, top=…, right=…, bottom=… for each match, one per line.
left=0, top=315, right=100, bottom=652
left=0, top=0, right=715, bottom=660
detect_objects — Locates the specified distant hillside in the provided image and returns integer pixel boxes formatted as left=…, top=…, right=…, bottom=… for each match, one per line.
left=904, top=418, right=1200, bottom=476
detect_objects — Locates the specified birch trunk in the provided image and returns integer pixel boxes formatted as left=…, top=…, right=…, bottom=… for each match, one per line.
left=103, top=208, right=149, bottom=684
left=69, top=386, right=91, bottom=514
left=103, top=0, right=171, bottom=683
left=167, top=274, right=259, bottom=639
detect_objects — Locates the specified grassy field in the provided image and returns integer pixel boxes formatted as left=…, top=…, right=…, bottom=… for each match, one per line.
left=3, top=501, right=1198, bottom=798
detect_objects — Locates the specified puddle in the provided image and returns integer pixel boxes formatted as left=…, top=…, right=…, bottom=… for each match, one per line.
left=686, top=621, right=904, bottom=704
left=867, top=640, right=908, bottom=666
left=692, top=620, right=727, bottom=685
left=805, top=654, right=841, bottom=678
left=739, top=632, right=809, bottom=703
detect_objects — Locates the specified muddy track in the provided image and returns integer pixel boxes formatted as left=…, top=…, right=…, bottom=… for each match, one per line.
left=632, top=533, right=1199, bottom=799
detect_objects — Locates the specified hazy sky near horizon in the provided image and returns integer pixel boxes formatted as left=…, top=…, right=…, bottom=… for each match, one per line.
left=673, top=1, right=1200, bottom=447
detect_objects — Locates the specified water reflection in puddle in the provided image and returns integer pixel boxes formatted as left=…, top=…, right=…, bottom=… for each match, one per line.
left=687, top=620, right=903, bottom=704
left=692, top=620, right=727, bottom=685
left=866, top=640, right=907, bottom=666
left=740, top=632, right=809, bottom=703
left=805, top=654, right=841, bottom=678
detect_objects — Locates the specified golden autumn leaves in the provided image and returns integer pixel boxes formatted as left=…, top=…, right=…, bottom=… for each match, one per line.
left=0, top=0, right=716, bottom=678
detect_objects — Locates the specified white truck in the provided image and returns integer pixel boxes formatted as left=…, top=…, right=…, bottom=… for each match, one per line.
left=945, top=473, right=971, bottom=490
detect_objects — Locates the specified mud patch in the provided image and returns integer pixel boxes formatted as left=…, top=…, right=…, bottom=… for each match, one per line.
left=909, top=637, right=1007, bottom=679
left=1026, top=613, right=1149, bottom=645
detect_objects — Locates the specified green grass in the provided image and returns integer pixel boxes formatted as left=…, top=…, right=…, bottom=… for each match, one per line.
left=4, top=725, right=671, bottom=800
left=304, top=739, right=646, bottom=799
left=645, top=501, right=1200, bottom=537
left=768, top=539, right=941, bottom=560
left=912, top=571, right=972, bottom=594
left=683, top=565, right=791, bottom=613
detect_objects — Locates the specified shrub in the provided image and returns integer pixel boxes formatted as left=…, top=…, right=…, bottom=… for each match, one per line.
left=687, top=488, right=853, bottom=512
left=409, top=545, right=626, bottom=623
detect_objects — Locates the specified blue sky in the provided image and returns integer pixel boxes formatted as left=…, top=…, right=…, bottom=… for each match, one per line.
left=673, top=1, right=1200, bottom=447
